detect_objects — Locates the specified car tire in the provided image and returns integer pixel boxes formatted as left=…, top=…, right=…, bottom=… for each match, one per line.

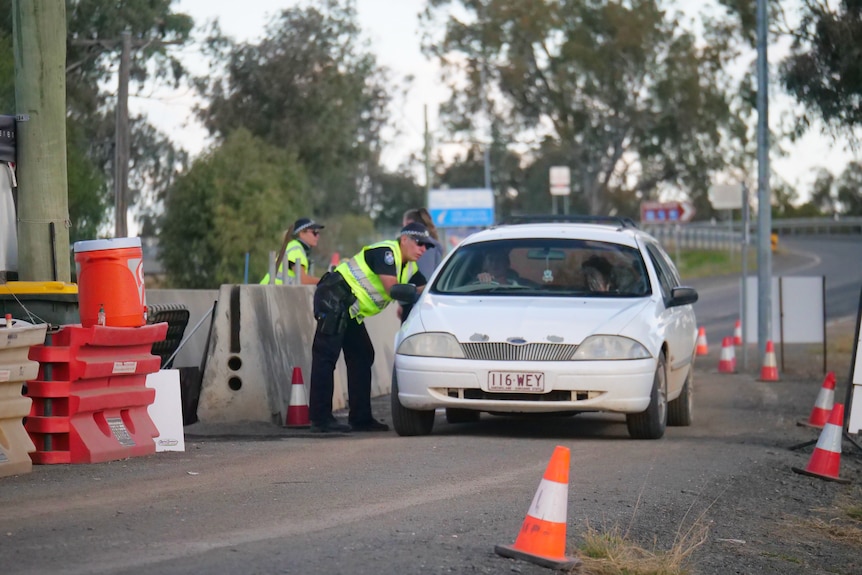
left=667, top=370, right=693, bottom=427
left=445, top=408, right=481, bottom=424
left=626, top=353, right=667, bottom=440
left=390, top=369, right=435, bottom=436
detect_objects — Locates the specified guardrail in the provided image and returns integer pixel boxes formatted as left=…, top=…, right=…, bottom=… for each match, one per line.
left=643, top=217, right=862, bottom=251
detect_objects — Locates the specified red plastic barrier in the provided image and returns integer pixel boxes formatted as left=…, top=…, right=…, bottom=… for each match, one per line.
left=26, top=323, right=168, bottom=464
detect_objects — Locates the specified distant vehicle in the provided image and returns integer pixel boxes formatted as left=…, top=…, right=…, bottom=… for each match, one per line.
left=391, top=216, right=699, bottom=439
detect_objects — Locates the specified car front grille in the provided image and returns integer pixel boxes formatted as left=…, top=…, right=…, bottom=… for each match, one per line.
left=459, top=342, right=577, bottom=361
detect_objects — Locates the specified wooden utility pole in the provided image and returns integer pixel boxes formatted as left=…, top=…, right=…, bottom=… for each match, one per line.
left=72, top=33, right=182, bottom=238
left=115, top=31, right=131, bottom=238
left=13, top=0, right=71, bottom=282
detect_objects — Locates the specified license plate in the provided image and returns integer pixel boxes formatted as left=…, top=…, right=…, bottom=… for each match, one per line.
left=487, top=371, right=545, bottom=393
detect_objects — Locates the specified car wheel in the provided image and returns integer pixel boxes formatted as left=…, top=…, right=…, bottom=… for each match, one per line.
left=626, top=353, right=667, bottom=439
left=667, top=370, right=693, bottom=427
left=445, top=408, right=481, bottom=424
left=390, top=369, right=435, bottom=436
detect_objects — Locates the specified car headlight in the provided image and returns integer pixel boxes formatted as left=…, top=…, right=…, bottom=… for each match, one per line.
left=397, top=332, right=465, bottom=358
left=572, top=335, right=651, bottom=360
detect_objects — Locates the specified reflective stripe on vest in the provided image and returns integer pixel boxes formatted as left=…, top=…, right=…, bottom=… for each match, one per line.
left=336, top=240, right=417, bottom=321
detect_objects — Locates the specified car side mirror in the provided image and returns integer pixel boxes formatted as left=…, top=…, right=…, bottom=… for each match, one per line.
left=668, top=286, right=698, bottom=307
left=390, top=283, right=419, bottom=304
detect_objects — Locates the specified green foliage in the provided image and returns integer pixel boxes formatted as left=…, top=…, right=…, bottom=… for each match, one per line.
left=371, top=171, right=426, bottom=229
left=195, top=0, right=391, bottom=218
left=314, top=212, right=378, bottom=270
left=0, top=1, right=194, bottom=238
left=158, top=129, right=308, bottom=288
left=422, top=0, right=738, bottom=219
left=0, top=0, right=12, bottom=112
left=780, top=1, right=862, bottom=136
left=835, top=162, right=862, bottom=215
left=65, top=0, right=194, bottom=230
left=66, top=120, right=108, bottom=242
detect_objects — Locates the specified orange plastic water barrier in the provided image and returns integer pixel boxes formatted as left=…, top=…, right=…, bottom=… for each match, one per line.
left=26, top=322, right=168, bottom=464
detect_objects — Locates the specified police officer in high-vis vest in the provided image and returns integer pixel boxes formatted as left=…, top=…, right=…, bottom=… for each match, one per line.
left=260, top=217, right=324, bottom=285
left=308, top=222, right=433, bottom=433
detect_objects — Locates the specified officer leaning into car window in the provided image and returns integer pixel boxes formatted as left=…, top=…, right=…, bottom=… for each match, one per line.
left=308, top=222, right=433, bottom=433
left=260, top=217, right=324, bottom=286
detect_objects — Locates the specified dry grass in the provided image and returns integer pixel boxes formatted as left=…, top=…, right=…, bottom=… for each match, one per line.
left=789, top=487, right=862, bottom=546
left=801, top=518, right=862, bottom=545
left=576, top=520, right=710, bottom=575
left=574, top=477, right=716, bottom=575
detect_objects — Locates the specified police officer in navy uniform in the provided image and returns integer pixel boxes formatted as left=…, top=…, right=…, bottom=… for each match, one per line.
left=308, top=222, right=433, bottom=433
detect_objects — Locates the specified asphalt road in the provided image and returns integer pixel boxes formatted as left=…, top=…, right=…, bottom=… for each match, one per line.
left=1, top=234, right=860, bottom=575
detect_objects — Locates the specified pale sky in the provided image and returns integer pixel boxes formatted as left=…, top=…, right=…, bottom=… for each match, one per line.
left=132, top=0, right=858, bottom=200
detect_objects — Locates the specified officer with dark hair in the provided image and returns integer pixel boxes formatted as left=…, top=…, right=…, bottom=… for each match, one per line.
left=308, top=222, right=433, bottom=433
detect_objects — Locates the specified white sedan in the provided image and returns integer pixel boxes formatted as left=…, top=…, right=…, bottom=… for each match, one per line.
left=391, top=218, right=699, bottom=439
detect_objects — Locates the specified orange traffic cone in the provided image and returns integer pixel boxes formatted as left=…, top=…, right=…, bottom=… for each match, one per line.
left=792, top=403, right=850, bottom=484
left=285, top=367, right=310, bottom=428
left=718, top=337, right=736, bottom=373
left=733, top=319, right=742, bottom=346
left=695, top=327, right=709, bottom=356
left=798, top=372, right=837, bottom=429
left=759, top=340, right=779, bottom=381
left=495, top=446, right=581, bottom=570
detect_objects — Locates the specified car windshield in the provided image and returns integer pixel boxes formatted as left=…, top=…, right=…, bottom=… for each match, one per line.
left=432, top=238, right=651, bottom=297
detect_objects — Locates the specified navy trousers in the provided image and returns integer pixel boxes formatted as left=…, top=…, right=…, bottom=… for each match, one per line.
left=309, top=317, right=376, bottom=426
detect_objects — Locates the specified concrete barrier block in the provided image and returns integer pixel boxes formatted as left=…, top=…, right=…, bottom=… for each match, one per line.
left=196, top=284, right=401, bottom=424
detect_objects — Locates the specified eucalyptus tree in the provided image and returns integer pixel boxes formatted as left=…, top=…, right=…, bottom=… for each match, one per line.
left=194, top=0, right=392, bottom=219
left=779, top=0, right=862, bottom=139
left=422, top=0, right=740, bottom=217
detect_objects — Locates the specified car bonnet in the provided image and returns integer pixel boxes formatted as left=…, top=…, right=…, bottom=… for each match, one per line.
left=414, top=294, right=653, bottom=345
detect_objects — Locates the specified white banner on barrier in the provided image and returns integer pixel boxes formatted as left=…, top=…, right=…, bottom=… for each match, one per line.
left=146, top=369, right=186, bottom=452
left=742, top=276, right=825, bottom=343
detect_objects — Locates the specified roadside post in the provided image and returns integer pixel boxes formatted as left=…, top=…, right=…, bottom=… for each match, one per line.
left=709, top=183, right=746, bottom=366
left=549, top=166, right=571, bottom=215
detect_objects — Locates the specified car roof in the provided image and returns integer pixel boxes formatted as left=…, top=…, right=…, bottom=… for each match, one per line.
left=458, top=217, right=654, bottom=249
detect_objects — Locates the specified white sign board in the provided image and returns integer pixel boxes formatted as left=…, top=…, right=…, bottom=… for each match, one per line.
left=549, top=166, right=571, bottom=196
left=146, top=369, right=186, bottom=452
left=428, top=188, right=495, bottom=228
left=742, top=276, right=825, bottom=343
left=708, top=183, right=743, bottom=210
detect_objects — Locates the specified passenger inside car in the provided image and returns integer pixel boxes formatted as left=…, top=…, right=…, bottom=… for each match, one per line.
left=581, top=254, right=614, bottom=292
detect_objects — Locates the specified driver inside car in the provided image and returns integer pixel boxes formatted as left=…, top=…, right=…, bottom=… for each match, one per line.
left=476, top=251, right=522, bottom=285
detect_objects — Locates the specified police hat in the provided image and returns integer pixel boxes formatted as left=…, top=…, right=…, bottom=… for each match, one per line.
left=400, top=221, right=433, bottom=247
left=293, top=218, right=324, bottom=235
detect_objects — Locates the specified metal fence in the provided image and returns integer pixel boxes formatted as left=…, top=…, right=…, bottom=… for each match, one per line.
left=642, top=216, right=862, bottom=251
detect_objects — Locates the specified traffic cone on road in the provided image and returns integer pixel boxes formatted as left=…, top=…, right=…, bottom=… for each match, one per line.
left=759, top=340, right=779, bottom=381
left=695, top=327, right=709, bottom=356
left=733, top=319, right=743, bottom=346
left=495, top=446, right=581, bottom=570
left=718, top=337, right=736, bottom=373
left=285, top=367, right=310, bottom=428
left=798, top=372, right=837, bottom=429
left=792, top=403, right=850, bottom=484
